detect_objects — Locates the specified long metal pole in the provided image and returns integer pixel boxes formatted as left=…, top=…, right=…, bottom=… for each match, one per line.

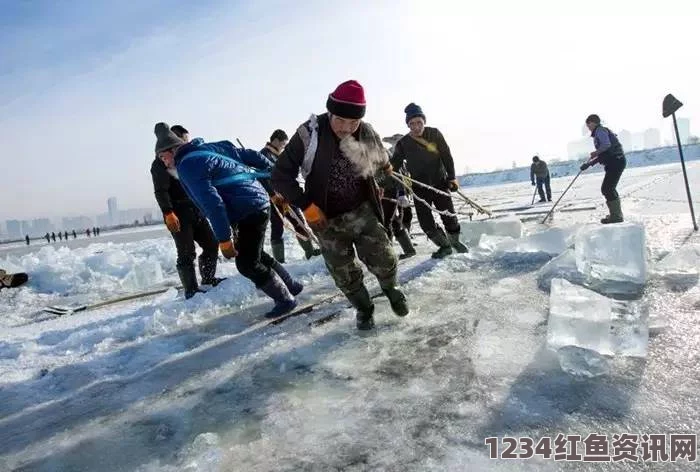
left=541, top=170, right=582, bottom=224
left=672, top=113, right=698, bottom=231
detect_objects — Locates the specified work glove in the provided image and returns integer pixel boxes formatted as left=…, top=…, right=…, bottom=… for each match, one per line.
left=164, top=212, right=181, bottom=233
left=303, top=203, right=328, bottom=231
left=448, top=179, right=459, bottom=192
left=580, top=162, right=590, bottom=171
left=219, top=240, right=238, bottom=259
left=531, top=181, right=536, bottom=186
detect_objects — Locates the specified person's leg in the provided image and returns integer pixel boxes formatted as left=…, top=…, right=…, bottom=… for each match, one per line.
left=172, top=220, right=200, bottom=299
left=269, top=206, right=285, bottom=263
left=544, top=175, right=552, bottom=201
left=413, top=186, right=452, bottom=258
left=434, top=189, right=468, bottom=253
left=536, top=177, right=546, bottom=201
left=601, top=158, right=626, bottom=223
left=191, top=213, right=222, bottom=286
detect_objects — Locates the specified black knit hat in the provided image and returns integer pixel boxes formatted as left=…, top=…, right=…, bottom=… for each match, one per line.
left=404, top=103, right=426, bottom=124
left=154, top=122, right=185, bottom=153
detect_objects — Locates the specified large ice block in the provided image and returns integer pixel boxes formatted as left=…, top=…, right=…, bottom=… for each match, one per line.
left=547, top=278, right=648, bottom=361
left=574, top=223, right=648, bottom=295
left=651, top=244, right=700, bottom=291
left=547, top=278, right=615, bottom=356
left=460, top=217, right=523, bottom=247
left=536, top=249, right=586, bottom=291
left=495, top=227, right=570, bottom=256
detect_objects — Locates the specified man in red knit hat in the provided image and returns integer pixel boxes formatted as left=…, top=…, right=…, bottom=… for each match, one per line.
left=272, top=80, right=408, bottom=330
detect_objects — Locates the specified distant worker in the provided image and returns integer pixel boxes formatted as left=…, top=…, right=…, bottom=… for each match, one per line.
left=96, top=227, right=100, bottom=236
left=530, top=156, right=552, bottom=202
left=44, top=233, right=50, bottom=243
left=72, top=230, right=77, bottom=239
left=86, top=228, right=91, bottom=237
left=58, top=232, right=63, bottom=241
left=64, top=231, right=68, bottom=240
left=25, top=235, right=30, bottom=246
left=51, top=232, right=56, bottom=242
left=580, top=114, right=626, bottom=224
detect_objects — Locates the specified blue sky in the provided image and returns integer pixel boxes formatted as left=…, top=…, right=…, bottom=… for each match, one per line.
left=1, top=0, right=700, bottom=221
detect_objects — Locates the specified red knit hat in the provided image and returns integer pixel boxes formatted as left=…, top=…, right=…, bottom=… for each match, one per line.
left=326, top=80, right=366, bottom=119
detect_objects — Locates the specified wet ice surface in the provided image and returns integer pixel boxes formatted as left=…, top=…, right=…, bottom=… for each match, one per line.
left=1, top=162, right=699, bottom=471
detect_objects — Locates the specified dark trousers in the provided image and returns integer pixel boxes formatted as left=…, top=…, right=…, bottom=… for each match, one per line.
left=402, top=205, right=413, bottom=233
left=235, top=209, right=276, bottom=287
left=270, top=204, right=311, bottom=243
left=601, top=157, right=626, bottom=201
left=381, top=198, right=404, bottom=238
left=413, top=184, right=460, bottom=236
left=172, top=210, right=218, bottom=272
left=536, top=175, right=551, bottom=200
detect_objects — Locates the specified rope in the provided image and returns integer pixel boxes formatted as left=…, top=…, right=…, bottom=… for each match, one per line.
left=283, top=203, right=321, bottom=246
left=390, top=171, right=491, bottom=215
left=389, top=174, right=460, bottom=218
left=271, top=202, right=315, bottom=243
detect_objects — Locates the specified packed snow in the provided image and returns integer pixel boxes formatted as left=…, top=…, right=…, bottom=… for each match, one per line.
left=0, top=161, right=699, bottom=471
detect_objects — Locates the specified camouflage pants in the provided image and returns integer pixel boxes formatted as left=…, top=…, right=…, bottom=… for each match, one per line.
left=316, top=202, right=398, bottom=297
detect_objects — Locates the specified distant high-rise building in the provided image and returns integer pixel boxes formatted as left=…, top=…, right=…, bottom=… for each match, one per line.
left=677, top=118, right=690, bottom=145
left=643, top=128, right=661, bottom=149
left=6, top=220, right=22, bottom=239
left=20, top=221, right=31, bottom=237
left=97, top=213, right=111, bottom=228
left=617, top=129, right=632, bottom=151
left=62, top=216, right=93, bottom=231
left=567, top=137, right=592, bottom=160
left=32, top=218, right=53, bottom=235
left=107, top=197, right=118, bottom=226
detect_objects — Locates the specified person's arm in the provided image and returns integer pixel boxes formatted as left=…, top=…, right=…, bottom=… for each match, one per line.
left=434, top=129, right=456, bottom=180
left=271, top=131, right=310, bottom=210
left=591, top=127, right=611, bottom=158
left=151, top=160, right=174, bottom=215
left=176, top=157, right=232, bottom=242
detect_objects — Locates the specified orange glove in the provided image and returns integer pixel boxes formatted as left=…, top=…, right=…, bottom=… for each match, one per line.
left=219, top=240, right=238, bottom=259
left=164, top=212, right=181, bottom=233
left=448, top=180, right=459, bottom=192
left=303, top=203, right=327, bottom=230
left=381, top=162, right=393, bottom=175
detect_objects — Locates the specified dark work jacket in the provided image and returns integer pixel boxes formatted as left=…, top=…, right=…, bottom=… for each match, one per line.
left=151, top=158, right=200, bottom=219
left=271, top=113, right=386, bottom=222
left=390, top=127, right=456, bottom=186
left=592, top=126, right=625, bottom=167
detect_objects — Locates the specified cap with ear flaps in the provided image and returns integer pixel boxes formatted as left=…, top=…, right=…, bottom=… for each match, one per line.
left=154, top=122, right=185, bottom=153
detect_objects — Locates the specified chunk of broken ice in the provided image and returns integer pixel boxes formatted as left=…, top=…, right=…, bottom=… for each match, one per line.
left=537, top=249, right=586, bottom=291
left=547, top=278, right=614, bottom=356
left=460, top=217, right=523, bottom=247
left=574, top=223, right=648, bottom=295
left=651, top=244, right=700, bottom=291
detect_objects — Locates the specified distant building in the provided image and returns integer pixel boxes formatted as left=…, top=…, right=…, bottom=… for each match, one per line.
left=97, top=213, right=111, bottom=228
left=20, top=221, right=31, bottom=237
left=32, top=218, right=53, bottom=235
left=567, top=137, right=592, bottom=160
left=6, top=220, right=22, bottom=239
left=107, top=197, right=118, bottom=226
left=677, top=118, right=690, bottom=145
left=62, top=216, right=93, bottom=231
left=617, top=129, right=632, bottom=151
left=643, top=128, right=661, bottom=149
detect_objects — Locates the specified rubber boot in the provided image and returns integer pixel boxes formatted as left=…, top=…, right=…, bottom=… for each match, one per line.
left=270, top=259, right=304, bottom=296
left=346, top=285, right=375, bottom=330
left=395, top=229, right=416, bottom=260
left=259, top=272, right=297, bottom=318
left=428, top=229, right=453, bottom=259
left=178, top=265, right=204, bottom=299
left=601, top=199, right=624, bottom=224
left=271, top=241, right=285, bottom=263
left=383, top=286, right=409, bottom=317
left=199, top=255, right=226, bottom=287
left=447, top=232, right=469, bottom=253
left=297, top=237, right=321, bottom=259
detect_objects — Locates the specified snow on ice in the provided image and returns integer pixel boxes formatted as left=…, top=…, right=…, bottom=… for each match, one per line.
left=0, top=161, right=699, bottom=471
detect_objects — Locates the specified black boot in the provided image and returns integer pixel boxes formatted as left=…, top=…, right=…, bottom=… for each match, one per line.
left=259, top=272, right=297, bottom=318
left=297, top=237, right=321, bottom=259
left=428, top=229, right=453, bottom=259
left=395, top=229, right=416, bottom=260
left=199, top=255, right=225, bottom=287
left=270, top=259, right=304, bottom=296
left=178, top=265, right=204, bottom=299
left=0, top=270, right=28, bottom=289
left=383, top=286, right=409, bottom=317
left=447, top=232, right=469, bottom=253
left=346, top=286, right=375, bottom=330
left=271, top=241, right=285, bottom=263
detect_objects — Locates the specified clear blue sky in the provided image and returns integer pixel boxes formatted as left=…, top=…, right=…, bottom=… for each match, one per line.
left=1, top=0, right=699, bottom=220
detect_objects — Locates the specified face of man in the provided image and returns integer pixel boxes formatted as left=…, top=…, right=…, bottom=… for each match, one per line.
left=272, top=138, right=288, bottom=151
left=330, top=114, right=361, bottom=140
left=158, top=148, right=176, bottom=169
left=586, top=121, right=597, bottom=133
left=408, top=116, right=425, bottom=137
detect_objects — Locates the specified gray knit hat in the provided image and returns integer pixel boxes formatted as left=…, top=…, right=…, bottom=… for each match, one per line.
left=154, top=122, right=185, bottom=153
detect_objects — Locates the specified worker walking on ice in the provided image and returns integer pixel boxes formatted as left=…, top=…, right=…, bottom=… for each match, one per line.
left=530, top=155, right=551, bottom=202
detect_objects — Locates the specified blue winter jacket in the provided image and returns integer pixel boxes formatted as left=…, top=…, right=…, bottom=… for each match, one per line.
left=174, top=138, right=272, bottom=241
